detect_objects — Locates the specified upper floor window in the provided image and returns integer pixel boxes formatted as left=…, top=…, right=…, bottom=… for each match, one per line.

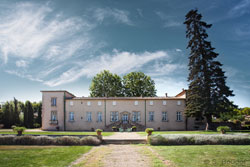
left=162, top=100, right=167, bottom=105
left=162, top=112, right=168, bottom=121
left=177, top=100, right=181, bottom=106
left=149, top=111, right=154, bottom=121
left=69, top=112, right=74, bottom=121
left=86, top=112, right=92, bottom=122
left=87, top=101, right=91, bottom=106
left=112, top=101, right=117, bottom=106
left=111, top=111, right=119, bottom=122
left=134, top=101, right=138, bottom=105
left=177, top=111, right=182, bottom=121
left=97, top=112, right=102, bottom=122
left=149, top=101, right=154, bottom=106
left=51, top=98, right=56, bottom=106
left=132, top=111, right=140, bottom=122
left=98, top=101, right=102, bottom=106
left=70, top=101, right=73, bottom=106
left=51, top=111, right=57, bottom=121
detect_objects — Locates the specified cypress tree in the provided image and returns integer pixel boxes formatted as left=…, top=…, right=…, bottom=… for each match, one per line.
left=184, top=9, right=234, bottom=129
left=13, top=98, right=20, bottom=125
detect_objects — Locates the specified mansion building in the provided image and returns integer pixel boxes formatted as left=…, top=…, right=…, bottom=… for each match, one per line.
left=41, top=90, right=196, bottom=131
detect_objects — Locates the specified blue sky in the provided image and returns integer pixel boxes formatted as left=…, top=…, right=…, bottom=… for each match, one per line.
left=0, top=0, right=249, bottom=107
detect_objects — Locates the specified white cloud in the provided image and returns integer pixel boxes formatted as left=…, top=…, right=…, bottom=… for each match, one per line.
left=16, top=60, right=29, bottom=68
left=44, top=50, right=168, bottom=87
left=93, top=8, right=133, bottom=25
left=155, top=11, right=182, bottom=28
left=0, top=2, right=93, bottom=63
left=5, top=70, right=43, bottom=82
left=229, top=0, right=250, bottom=17
left=175, top=48, right=182, bottom=52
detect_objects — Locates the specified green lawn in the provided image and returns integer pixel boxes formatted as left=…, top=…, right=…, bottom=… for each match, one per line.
left=0, top=131, right=114, bottom=136
left=151, top=145, right=250, bottom=167
left=138, top=131, right=250, bottom=136
left=0, top=146, right=92, bottom=167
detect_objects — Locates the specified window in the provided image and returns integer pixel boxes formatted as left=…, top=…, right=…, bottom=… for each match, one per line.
left=132, top=111, right=140, bottom=122
left=149, top=111, right=154, bottom=121
left=70, top=101, right=73, bottom=106
left=112, top=101, right=116, bottom=106
left=177, top=112, right=182, bottom=121
left=51, top=98, right=56, bottom=106
left=177, top=100, right=181, bottom=106
left=86, top=112, right=92, bottom=122
left=97, top=112, right=102, bottom=122
left=162, top=112, right=168, bottom=121
left=98, top=101, right=102, bottom=106
left=162, top=100, right=167, bottom=105
left=149, top=101, right=153, bottom=105
left=87, top=101, right=91, bottom=106
left=69, top=112, right=74, bottom=121
left=111, top=111, right=119, bottom=122
left=51, top=111, right=57, bottom=121
left=134, top=101, right=138, bottom=105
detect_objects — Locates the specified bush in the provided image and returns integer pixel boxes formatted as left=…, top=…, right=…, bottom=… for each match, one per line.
left=132, top=126, right=136, bottom=129
left=0, top=135, right=15, bottom=145
left=0, top=135, right=101, bottom=145
left=11, top=125, right=17, bottom=129
left=217, top=126, right=230, bottom=133
left=96, top=129, right=103, bottom=132
left=80, top=136, right=101, bottom=145
left=55, top=136, right=80, bottom=145
left=13, top=127, right=26, bottom=132
left=149, top=134, right=250, bottom=145
left=33, top=123, right=40, bottom=128
left=145, top=128, right=154, bottom=134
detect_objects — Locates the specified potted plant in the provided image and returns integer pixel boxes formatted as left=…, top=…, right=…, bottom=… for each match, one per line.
left=96, top=129, right=103, bottom=136
left=13, top=127, right=26, bottom=136
left=112, top=126, right=117, bottom=132
left=145, top=128, right=154, bottom=136
left=132, top=126, right=137, bottom=131
left=217, top=126, right=230, bottom=134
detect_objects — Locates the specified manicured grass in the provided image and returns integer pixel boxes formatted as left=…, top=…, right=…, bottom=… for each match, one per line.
left=151, top=145, right=250, bottom=167
left=138, top=131, right=250, bottom=136
left=0, top=131, right=114, bottom=136
left=0, top=146, right=92, bottom=167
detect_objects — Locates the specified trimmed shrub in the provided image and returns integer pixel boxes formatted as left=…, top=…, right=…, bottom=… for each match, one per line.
left=35, top=136, right=55, bottom=145
left=80, top=136, right=101, bottom=145
left=145, top=128, right=154, bottom=135
left=0, top=135, right=15, bottom=145
left=149, top=134, right=250, bottom=145
left=217, top=126, right=230, bottom=134
left=14, top=136, right=37, bottom=145
left=55, top=136, right=80, bottom=145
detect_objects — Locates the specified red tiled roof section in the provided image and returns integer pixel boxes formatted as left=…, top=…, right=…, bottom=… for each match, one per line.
left=175, top=89, right=187, bottom=97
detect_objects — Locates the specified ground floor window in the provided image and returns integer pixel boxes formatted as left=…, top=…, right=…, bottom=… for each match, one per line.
left=51, top=111, right=57, bottom=121
left=69, top=112, right=74, bottom=121
left=177, top=111, right=182, bottom=121
left=132, top=111, right=140, bottom=122
left=97, top=112, right=102, bottom=122
left=111, top=111, right=119, bottom=122
left=86, top=112, right=92, bottom=122
left=162, top=112, right=168, bottom=121
left=149, top=111, right=154, bottom=121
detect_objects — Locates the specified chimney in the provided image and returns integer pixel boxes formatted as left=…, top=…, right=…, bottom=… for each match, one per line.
left=165, top=93, right=168, bottom=97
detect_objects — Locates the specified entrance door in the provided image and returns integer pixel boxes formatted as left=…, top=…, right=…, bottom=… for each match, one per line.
left=122, top=114, right=128, bottom=124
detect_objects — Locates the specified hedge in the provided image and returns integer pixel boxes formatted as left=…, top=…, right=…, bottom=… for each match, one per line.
left=149, top=134, right=250, bottom=145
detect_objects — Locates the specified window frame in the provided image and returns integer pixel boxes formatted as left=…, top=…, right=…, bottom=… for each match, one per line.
left=86, top=112, right=92, bottom=122
left=149, top=101, right=154, bottom=106
left=69, top=112, right=74, bottom=121
left=149, top=111, right=154, bottom=122
left=176, top=111, right=182, bottom=121
left=51, top=97, right=57, bottom=106
left=162, top=111, right=168, bottom=122
left=162, top=100, right=167, bottom=106
left=97, top=112, right=102, bottom=122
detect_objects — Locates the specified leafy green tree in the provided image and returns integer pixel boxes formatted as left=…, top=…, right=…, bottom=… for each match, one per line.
left=184, top=9, right=234, bottom=128
left=33, top=102, right=42, bottom=126
left=241, top=107, right=250, bottom=115
left=89, top=70, right=123, bottom=97
left=123, top=72, right=156, bottom=97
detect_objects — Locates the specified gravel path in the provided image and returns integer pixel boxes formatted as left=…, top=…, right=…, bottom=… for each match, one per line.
left=103, top=132, right=146, bottom=140
left=70, top=145, right=155, bottom=167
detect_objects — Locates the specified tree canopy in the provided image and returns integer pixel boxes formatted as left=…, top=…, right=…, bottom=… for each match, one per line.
left=184, top=9, right=234, bottom=125
left=89, top=70, right=123, bottom=97
left=89, top=70, right=157, bottom=97
left=123, top=72, right=156, bottom=97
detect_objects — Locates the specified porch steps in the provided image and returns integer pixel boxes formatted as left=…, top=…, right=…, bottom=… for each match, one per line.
left=102, top=139, right=147, bottom=144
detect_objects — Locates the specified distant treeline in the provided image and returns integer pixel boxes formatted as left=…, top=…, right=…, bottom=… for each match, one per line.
left=0, top=98, right=42, bottom=128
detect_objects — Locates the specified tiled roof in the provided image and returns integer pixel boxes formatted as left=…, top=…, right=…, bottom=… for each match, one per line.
left=71, top=96, right=185, bottom=100
left=40, top=90, right=75, bottom=97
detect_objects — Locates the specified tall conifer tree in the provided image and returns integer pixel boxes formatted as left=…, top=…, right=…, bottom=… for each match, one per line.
left=184, top=9, right=234, bottom=128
